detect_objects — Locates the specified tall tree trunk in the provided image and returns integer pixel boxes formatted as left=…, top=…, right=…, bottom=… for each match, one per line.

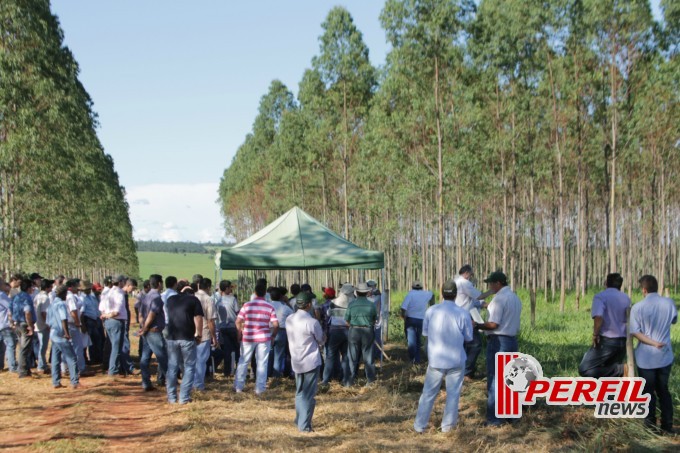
left=434, top=55, right=445, bottom=290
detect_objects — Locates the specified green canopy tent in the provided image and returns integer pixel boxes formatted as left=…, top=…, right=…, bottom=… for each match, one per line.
left=215, top=206, right=389, bottom=345
left=218, top=206, right=383, bottom=270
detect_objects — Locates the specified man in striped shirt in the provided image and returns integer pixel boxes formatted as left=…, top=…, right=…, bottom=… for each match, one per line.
left=234, top=283, right=279, bottom=394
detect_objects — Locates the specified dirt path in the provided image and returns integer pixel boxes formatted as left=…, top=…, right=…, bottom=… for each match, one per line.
left=0, top=371, right=189, bottom=452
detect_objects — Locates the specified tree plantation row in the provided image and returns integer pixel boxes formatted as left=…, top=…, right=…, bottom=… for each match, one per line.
left=0, top=1, right=138, bottom=279
left=219, top=0, right=680, bottom=308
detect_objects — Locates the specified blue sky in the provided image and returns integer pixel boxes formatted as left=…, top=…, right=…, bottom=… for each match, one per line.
left=50, top=1, right=663, bottom=242
left=51, top=1, right=388, bottom=243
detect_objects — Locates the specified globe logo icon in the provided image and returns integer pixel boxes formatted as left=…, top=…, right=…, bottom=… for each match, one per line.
left=503, top=354, right=543, bottom=393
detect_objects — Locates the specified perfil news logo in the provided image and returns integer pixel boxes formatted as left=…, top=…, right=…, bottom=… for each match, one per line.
left=495, top=353, right=650, bottom=419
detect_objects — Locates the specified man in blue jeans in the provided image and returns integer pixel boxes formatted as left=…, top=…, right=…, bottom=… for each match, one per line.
left=630, top=275, right=677, bottom=434
left=286, top=293, right=325, bottom=432
left=578, top=273, right=630, bottom=378
left=166, top=280, right=204, bottom=404
left=475, top=271, right=522, bottom=427
left=101, top=276, right=128, bottom=376
left=414, top=280, right=473, bottom=433
left=345, top=282, right=378, bottom=386
left=269, top=287, right=293, bottom=378
left=400, top=281, right=433, bottom=364
left=9, top=278, right=37, bottom=378
left=0, top=278, right=18, bottom=372
left=48, top=285, right=79, bottom=389
left=139, top=274, right=168, bottom=391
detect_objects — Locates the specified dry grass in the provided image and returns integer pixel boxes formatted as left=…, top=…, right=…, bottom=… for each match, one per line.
left=1, top=328, right=679, bottom=452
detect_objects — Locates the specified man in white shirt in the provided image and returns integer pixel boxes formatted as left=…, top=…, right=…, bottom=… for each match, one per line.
left=454, top=265, right=493, bottom=379
left=286, top=293, right=325, bottom=433
left=101, top=276, right=128, bottom=376
left=33, top=279, right=54, bottom=374
left=414, top=280, right=473, bottom=433
left=65, top=278, right=87, bottom=374
left=475, top=271, right=522, bottom=427
left=400, top=281, right=434, bottom=364
left=630, top=275, right=677, bottom=434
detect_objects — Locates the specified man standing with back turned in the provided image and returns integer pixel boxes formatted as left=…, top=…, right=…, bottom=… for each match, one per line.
left=630, top=275, right=677, bottom=434
left=286, top=292, right=325, bottom=432
left=345, top=282, right=378, bottom=386
left=400, top=281, right=434, bottom=365
left=578, top=273, right=630, bottom=378
left=414, top=280, right=472, bottom=433
left=166, top=280, right=204, bottom=404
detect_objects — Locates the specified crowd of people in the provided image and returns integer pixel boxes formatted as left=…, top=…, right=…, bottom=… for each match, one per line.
left=0, top=267, right=675, bottom=434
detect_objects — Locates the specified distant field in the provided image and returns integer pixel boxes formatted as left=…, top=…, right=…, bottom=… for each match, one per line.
left=137, top=251, right=236, bottom=281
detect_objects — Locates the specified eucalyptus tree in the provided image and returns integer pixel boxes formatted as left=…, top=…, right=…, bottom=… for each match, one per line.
left=379, top=0, right=471, bottom=288
left=311, top=6, right=376, bottom=240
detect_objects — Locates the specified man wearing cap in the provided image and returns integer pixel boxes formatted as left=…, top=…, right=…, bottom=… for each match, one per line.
left=286, top=292, right=325, bottom=432
left=215, top=280, right=240, bottom=377
left=80, top=280, right=104, bottom=365
left=400, top=281, right=434, bottom=364
left=577, top=273, right=631, bottom=379
left=0, top=278, right=18, bottom=373
left=454, top=265, right=494, bottom=380
left=139, top=274, right=168, bottom=391
left=366, top=280, right=383, bottom=367
left=234, top=283, right=278, bottom=394
left=48, top=285, right=79, bottom=389
left=414, top=280, right=473, bottom=433
left=269, top=287, right=294, bottom=378
left=322, top=284, right=353, bottom=386
left=9, top=277, right=36, bottom=377
left=33, top=279, right=54, bottom=374
left=65, top=278, right=87, bottom=374
left=474, top=271, right=522, bottom=427
left=345, top=282, right=378, bottom=386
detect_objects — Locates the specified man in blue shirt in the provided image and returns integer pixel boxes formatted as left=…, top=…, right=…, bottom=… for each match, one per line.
left=578, top=273, right=631, bottom=378
left=0, top=278, right=18, bottom=373
left=48, top=285, right=79, bottom=388
left=400, top=281, right=434, bottom=364
left=630, top=275, right=677, bottom=434
left=80, top=280, right=104, bottom=365
left=139, top=274, right=168, bottom=391
left=414, top=280, right=472, bottom=433
left=9, top=278, right=37, bottom=378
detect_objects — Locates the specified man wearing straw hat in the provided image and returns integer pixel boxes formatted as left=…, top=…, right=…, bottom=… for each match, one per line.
left=345, top=282, right=378, bottom=386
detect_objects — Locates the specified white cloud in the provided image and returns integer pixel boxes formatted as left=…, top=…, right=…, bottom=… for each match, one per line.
left=127, top=183, right=225, bottom=243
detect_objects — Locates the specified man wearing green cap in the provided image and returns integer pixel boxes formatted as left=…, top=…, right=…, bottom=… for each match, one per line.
left=475, top=271, right=522, bottom=427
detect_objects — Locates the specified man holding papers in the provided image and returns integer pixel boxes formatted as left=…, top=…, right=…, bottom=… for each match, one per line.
left=454, top=265, right=493, bottom=380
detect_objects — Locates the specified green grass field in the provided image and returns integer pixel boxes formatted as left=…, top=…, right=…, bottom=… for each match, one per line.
left=137, top=251, right=236, bottom=282
left=386, top=289, right=680, bottom=449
